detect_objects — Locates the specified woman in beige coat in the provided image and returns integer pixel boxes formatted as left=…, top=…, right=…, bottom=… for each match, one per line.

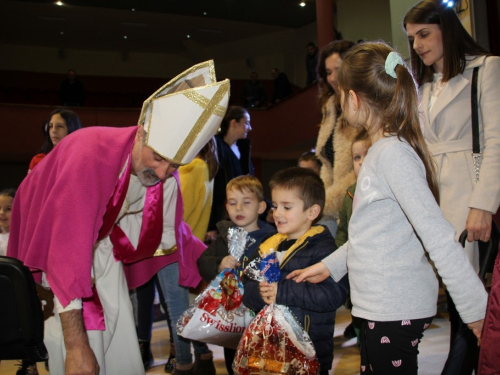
left=405, top=1, right=500, bottom=373
left=315, top=40, right=357, bottom=237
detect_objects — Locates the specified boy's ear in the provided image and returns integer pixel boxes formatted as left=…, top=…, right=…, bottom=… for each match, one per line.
left=258, top=201, right=267, bottom=215
left=307, top=204, right=321, bottom=222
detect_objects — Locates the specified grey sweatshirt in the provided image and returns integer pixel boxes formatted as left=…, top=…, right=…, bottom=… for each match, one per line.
left=323, top=136, right=487, bottom=323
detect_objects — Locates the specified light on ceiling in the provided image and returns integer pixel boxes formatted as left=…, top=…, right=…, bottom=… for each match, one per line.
left=299, top=2, right=306, bottom=7
left=187, top=34, right=191, bottom=38
left=60, top=31, right=64, bottom=35
left=124, top=35, right=128, bottom=39
left=203, top=12, right=207, bottom=16
left=56, top=1, right=63, bottom=6
left=443, top=0, right=454, bottom=7
left=132, top=8, right=135, bottom=11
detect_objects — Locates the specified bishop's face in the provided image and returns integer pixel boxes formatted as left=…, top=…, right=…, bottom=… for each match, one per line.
left=131, top=126, right=179, bottom=186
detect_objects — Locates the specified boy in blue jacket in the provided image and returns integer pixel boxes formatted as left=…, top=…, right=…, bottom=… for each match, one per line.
left=197, top=175, right=276, bottom=374
left=243, top=167, right=348, bottom=375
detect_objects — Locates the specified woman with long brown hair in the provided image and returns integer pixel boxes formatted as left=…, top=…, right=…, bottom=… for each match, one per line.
left=206, top=106, right=253, bottom=242
left=404, top=1, right=500, bottom=372
left=314, top=40, right=357, bottom=237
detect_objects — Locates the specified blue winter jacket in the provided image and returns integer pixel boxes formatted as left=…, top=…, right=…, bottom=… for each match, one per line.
left=243, top=226, right=349, bottom=371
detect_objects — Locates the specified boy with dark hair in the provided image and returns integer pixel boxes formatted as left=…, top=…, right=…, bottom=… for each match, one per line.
left=243, top=167, right=348, bottom=375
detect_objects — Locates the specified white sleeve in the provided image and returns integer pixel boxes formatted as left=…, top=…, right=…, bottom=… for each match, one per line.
left=42, top=272, right=82, bottom=313
left=321, top=241, right=348, bottom=282
left=54, top=296, right=83, bottom=313
left=380, top=144, right=487, bottom=323
left=158, top=177, right=177, bottom=250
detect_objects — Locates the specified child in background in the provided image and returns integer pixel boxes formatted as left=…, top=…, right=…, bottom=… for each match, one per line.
left=0, top=189, right=15, bottom=256
left=335, top=129, right=371, bottom=247
left=288, top=42, right=487, bottom=374
left=243, top=167, right=349, bottom=375
left=336, top=129, right=371, bottom=344
left=298, top=150, right=322, bottom=175
left=1, top=188, right=38, bottom=375
left=197, top=175, right=276, bottom=375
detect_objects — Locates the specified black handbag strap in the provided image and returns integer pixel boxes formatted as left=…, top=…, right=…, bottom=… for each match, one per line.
left=471, top=67, right=480, bottom=154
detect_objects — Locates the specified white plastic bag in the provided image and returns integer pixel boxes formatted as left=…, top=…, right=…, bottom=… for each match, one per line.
left=177, top=269, right=255, bottom=349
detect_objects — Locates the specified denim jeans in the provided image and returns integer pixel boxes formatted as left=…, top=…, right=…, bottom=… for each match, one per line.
left=135, top=275, right=171, bottom=342
left=156, top=262, right=211, bottom=365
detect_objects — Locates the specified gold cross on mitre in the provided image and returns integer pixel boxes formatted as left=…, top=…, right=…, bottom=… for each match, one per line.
left=139, top=60, right=230, bottom=165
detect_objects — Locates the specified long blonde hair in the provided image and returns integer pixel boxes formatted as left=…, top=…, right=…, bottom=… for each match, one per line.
left=338, top=41, right=439, bottom=202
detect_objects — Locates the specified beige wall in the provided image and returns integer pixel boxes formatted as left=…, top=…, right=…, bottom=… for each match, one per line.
left=389, top=0, right=417, bottom=59
left=337, top=0, right=393, bottom=45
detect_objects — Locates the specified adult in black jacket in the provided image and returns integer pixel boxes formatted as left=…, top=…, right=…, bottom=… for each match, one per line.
left=206, top=107, right=254, bottom=240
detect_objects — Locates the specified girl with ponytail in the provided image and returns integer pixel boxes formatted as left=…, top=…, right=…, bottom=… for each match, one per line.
left=287, top=41, right=487, bottom=374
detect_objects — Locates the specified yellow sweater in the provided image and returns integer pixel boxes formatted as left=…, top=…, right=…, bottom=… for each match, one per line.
left=178, top=158, right=214, bottom=241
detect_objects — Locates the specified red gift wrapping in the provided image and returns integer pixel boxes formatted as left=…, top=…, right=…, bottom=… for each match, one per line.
left=233, top=304, right=320, bottom=375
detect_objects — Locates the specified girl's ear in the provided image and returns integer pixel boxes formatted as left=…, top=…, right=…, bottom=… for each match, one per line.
left=349, top=90, right=359, bottom=112
left=229, top=119, right=238, bottom=129
left=307, top=204, right=321, bottom=222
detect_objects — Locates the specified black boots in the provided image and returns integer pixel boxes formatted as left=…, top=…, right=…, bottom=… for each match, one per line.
left=164, top=341, right=176, bottom=374
left=139, top=340, right=154, bottom=371
left=16, top=360, right=38, bottom=375
left=193, top=352, right=216, bottom=375
left=170, top=352, right=216, bottom=375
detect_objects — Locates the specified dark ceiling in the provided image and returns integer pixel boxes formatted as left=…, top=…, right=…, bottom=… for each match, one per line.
left=1, top=0, right=318, bottom=54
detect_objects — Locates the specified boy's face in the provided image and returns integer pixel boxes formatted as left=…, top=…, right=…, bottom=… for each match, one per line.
left=272, top=188, right=319, bottom=240
left=226, top=188, right=266, bottom=232
left=352, top=140, right=369, bottom=178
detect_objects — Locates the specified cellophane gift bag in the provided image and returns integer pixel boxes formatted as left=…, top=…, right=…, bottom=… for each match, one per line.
left=176, top=227, right=256, bottom=349
left=234, top=249, right=320, bottom=374
left=233, top=304, right=320, bottom=375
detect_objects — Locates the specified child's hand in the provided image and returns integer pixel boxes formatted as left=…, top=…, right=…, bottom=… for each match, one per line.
left=259, top=281, right=277, bottom=304
left=218, top=255, right=239, bottom=272
left=286, top=262, right=331, bottom=283
left=205, top=230, right=218, bottom=243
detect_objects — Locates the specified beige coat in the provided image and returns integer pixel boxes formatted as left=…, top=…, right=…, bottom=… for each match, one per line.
left=421, top=55, right=500, bottom=270
left=315, top=95, right=358, bottom=220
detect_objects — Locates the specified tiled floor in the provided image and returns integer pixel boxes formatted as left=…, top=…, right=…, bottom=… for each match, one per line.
left=0, top=304, right=451, bottom=375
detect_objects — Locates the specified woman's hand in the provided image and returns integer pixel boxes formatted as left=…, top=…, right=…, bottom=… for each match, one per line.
left=259, top=281, right=277, bottom=304
left=286, top=262, right=331, bottom=283
left=466, top=208, right=492, bottom=242
left=467, top=319, right=484, bottom=345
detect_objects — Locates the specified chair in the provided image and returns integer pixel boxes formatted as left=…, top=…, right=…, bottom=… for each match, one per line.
left=0, top=256, right=48, bottom=362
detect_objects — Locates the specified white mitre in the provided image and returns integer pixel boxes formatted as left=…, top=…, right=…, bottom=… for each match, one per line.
left=138, top=60, right=229, bottom=165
